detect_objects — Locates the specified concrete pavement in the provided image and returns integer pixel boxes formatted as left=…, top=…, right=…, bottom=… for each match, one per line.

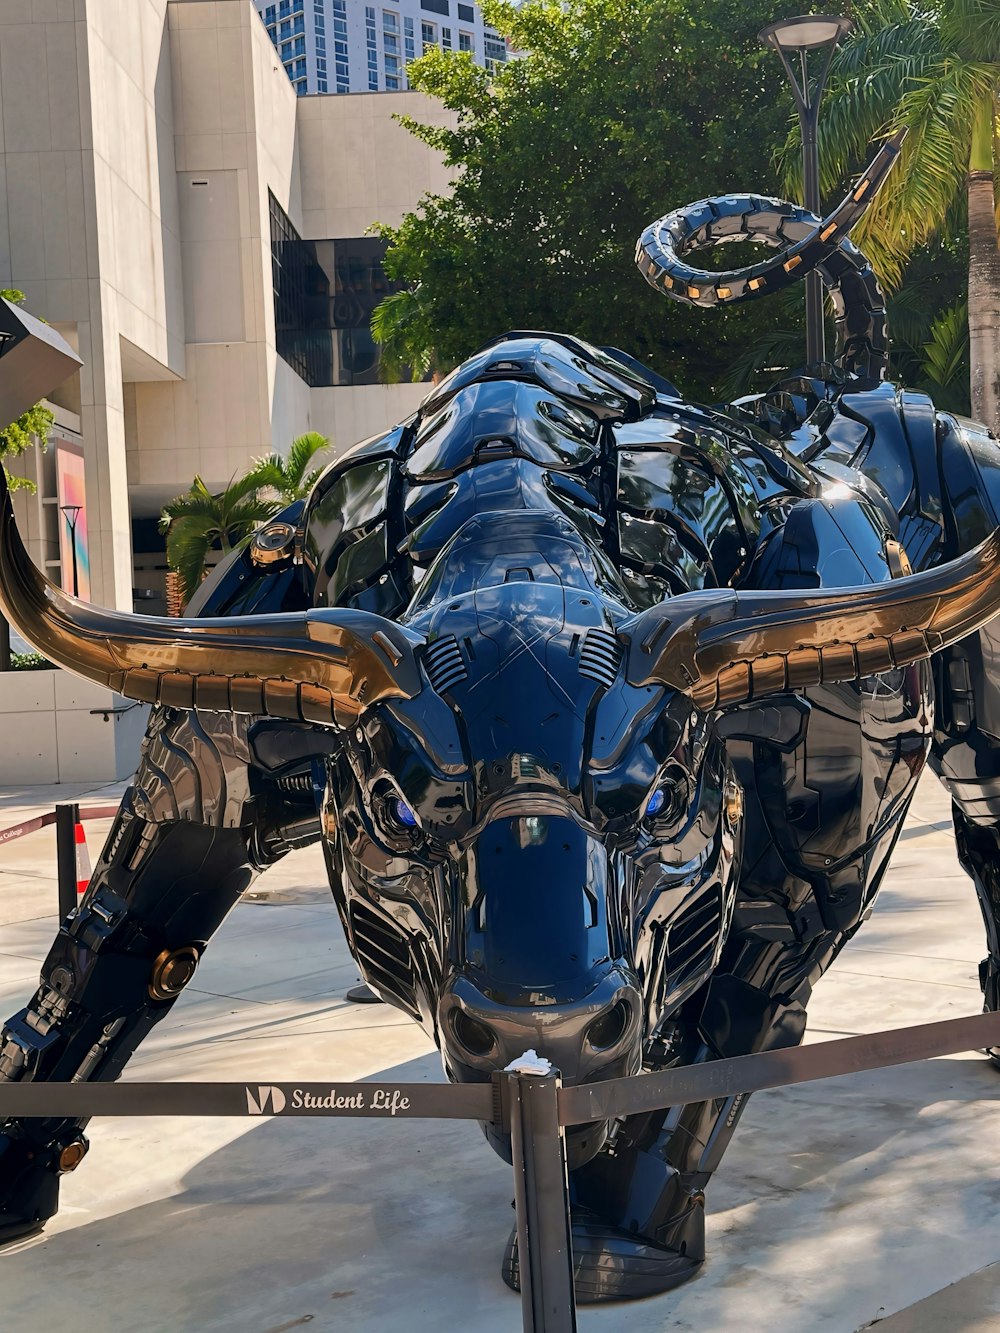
left=0, top=774, right=998, bottom=1331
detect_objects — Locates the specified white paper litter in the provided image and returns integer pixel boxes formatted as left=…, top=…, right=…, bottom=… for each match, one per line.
left=503, top=1048, right=553, bottom=1075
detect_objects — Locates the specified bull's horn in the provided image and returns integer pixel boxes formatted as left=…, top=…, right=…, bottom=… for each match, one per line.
left=625, top=529, right=1000, bottom=711
left=0, top=471, right=422, bottom=724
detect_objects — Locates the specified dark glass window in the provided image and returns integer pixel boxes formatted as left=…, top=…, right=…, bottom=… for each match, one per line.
left=421, top=0, right=449, bottom=14
left=457, top=3, right=473, bottom=19
left=270, top=195, right=410, bottom=387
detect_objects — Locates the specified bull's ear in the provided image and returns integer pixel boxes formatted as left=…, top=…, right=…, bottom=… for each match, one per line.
left=624, top=529, right=1000, bottom=711
left=0, top=466, right=422, bottom=725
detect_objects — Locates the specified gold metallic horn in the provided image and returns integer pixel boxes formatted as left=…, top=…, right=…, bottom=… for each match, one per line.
left=0, top=472, right=422, bottom=725
left=625, top=529, right=1000, bottom=711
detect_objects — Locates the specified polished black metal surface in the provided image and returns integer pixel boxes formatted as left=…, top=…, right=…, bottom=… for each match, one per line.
left=2, top=138, right=1000, bottom=1304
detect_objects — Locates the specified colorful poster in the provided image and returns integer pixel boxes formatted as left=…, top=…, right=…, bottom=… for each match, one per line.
left=55, top=442, right=90, bottom=600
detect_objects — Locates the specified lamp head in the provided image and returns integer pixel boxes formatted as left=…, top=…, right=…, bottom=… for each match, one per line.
left=759, top=14, right=853, bottom=52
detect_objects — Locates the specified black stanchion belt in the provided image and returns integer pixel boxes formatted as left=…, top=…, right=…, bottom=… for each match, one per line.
left=559, top=1011, right=1000, bottom=1126
left=0, top=1012, right=997, bottom=1124
left=0, top=1079, right=493, bottom=1120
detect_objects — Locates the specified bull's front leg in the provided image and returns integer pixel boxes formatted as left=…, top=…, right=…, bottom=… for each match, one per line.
left=0, top=708, right=305, bottom=1244
left=564, top=912, right=847, bottom=1302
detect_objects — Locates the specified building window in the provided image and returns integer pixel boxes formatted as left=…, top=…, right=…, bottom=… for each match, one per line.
left=442, top=26, right=452, bottom=47
left=404, top=15, right=415, bottom=62
left=270, top=199, right=407, bottom=388
left=421, top=19, right=437, bottom=50
left=316, top=34, right=326, bottom=51
left=484, top=30, right=506, bottom=71
left=332, top=0, right=350, bottom=91
left=458, top=29, right=472, bottom=51
left=457, top=2, right=474, bottom=19
left=365, top=5, right=379, bottom=88
left=318, top=76, right=328, bottom=91
left=421, top=0, right=449, bottom=13
left=383, top=7, right=400, bottom=63
left=265, top=4, right=277, bottom=21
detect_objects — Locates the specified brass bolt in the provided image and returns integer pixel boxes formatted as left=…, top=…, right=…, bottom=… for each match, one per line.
left=149, top=945, right=200, bottom=1002
left=725, top=783, right=744, bottom=824
left=57, top=1138, right=88, bottom=1173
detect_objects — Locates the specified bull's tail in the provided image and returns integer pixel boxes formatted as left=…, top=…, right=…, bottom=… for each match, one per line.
left=635, top=130, right=906, bottom=383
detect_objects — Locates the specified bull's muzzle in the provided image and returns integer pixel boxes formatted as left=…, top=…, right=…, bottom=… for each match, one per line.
left=439, top=964, right=642, bottom=1166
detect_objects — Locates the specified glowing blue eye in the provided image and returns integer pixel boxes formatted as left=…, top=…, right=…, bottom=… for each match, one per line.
left=646, top=789, right=666, bottom=817
left=393, top=798, right=418, bottom=827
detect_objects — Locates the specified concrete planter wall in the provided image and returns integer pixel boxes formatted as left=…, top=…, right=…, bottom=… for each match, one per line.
left=0, top=670, right=148, bottom=785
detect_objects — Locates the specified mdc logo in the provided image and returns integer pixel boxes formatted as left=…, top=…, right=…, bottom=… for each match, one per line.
left=245, top=1084, right=287, bottom=1115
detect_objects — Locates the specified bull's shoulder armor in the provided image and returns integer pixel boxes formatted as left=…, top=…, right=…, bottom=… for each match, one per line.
left=735, top=375, right=1000, bottom=577
left=185, top=498, right=312, bottom=618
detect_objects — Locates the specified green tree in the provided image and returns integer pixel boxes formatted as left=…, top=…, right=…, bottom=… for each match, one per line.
left=0, top=289, right=54, bottom=671
left=813, top=0, right=1000, bottom=430
left=158, top=474, right=279, bottom=605
left=245, top=431, right=332, bottom=502
left=373, top=0, right=803, bottom=401
left=0, top=289, right=54, bottom=493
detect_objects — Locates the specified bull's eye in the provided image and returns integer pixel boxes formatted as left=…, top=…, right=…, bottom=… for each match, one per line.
left=391, top=798, right=418, bottom=828
left=643, top=775, right=686, bottom=826
left=372, top=784, right=422, bottom=843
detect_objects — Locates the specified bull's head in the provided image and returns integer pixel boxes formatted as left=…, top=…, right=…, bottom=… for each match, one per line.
left=3, top=469, right=1000, bottom=1164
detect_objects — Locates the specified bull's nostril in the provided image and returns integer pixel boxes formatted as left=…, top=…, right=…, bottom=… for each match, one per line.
left=586, top=998, right=631, bottom=1051
left=451, top=1008, right=497, bottom=1058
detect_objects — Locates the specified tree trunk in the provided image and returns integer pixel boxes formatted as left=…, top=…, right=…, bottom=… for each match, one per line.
left=968, top=93, right=1000, bottom=434
left=968, top=169, right=1000, bottom=433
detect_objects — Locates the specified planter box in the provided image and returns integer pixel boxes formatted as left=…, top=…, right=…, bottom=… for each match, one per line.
left=0, top=670, right=149, bottom=784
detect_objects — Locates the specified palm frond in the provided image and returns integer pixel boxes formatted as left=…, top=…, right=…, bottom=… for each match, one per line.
left=940, top=0, right=1000, bottom=61
left=371, top=287, right=435, bottom=383
left=285, top=432, right=331, bottom=492
left=717, top=324, right=808, bottom=402
left=858, top=60, right=990, bottom=268
left=164, top=516, right=220, bottom=602
left=918, top=298, right=970, bottom=412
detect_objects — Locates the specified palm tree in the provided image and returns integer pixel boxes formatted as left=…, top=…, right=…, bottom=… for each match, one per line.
left=158, top=474, right=279, bottom=605
left=370, top=287, right=439, bottom=383
left=813, top=0, right=1000, bottom=431
left=244, top=431, right=332, bottom=503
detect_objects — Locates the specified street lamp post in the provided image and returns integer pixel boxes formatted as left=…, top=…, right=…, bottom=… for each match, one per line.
left=60, top=504, right=82, bottom=597
left=759, top=14, right=853, bottom=367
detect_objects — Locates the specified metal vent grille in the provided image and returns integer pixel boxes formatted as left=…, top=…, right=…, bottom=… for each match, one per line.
left=348, top=900, right=420, bottom=1019
left=665, top=889, right=724, bottom=994
left=423, top=636, right=468, bottom=693
left=579, top=629, right=623, bottom=688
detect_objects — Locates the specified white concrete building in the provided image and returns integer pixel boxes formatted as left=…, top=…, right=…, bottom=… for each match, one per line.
left=0, top=0, right=455, bottom=622
left=254, top=0, right=507, bottom=97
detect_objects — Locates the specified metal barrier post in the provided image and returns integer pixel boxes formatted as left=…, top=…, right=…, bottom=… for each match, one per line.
left=506, top=1068, right=577, bottom=1333
left=55, top=802, right=79, bottom=921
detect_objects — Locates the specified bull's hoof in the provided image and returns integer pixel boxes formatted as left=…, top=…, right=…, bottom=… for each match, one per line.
left=501, top=1207, right=704, bottom=1303
left=0, top=1132, right=61, bottom=1248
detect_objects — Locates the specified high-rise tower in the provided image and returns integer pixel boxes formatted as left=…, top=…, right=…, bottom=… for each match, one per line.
left=255, top=0, right=508, bottom=95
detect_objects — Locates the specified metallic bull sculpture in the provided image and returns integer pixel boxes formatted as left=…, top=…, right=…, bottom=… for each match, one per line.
left=3, top=136, right=1000, bottom=1302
